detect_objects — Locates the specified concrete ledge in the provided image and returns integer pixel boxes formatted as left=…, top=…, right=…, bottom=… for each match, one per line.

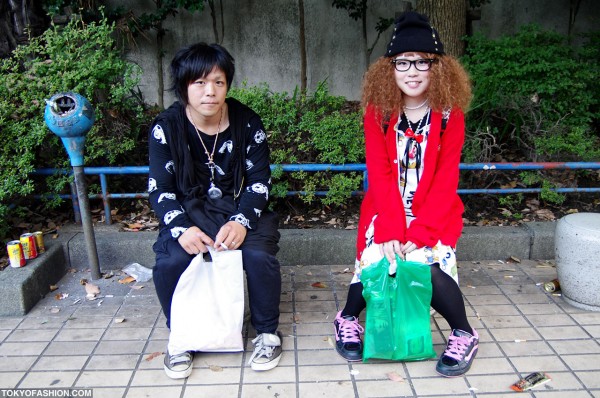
left=524, top=222, right=557, bottom=260
left=62, top=222, right=558, bottom=270
left=1, top=222, right=558, bottom=316
left=0, top=241, right=66, bottom=316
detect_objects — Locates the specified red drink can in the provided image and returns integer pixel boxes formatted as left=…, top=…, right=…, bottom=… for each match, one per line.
left=7, top=240, right=26, bottom=267
left=33, top=231, right=46, bottom=254
left=20, top=233, right=38, bottom=259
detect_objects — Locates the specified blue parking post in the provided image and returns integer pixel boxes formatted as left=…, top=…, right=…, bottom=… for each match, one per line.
left=44, top=93, right=102, bottom=280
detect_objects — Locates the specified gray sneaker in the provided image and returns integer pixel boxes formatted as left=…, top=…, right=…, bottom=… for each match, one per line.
left=163, top=350, right=194, bottom=379
left=248, top=332, right=282, bottom=371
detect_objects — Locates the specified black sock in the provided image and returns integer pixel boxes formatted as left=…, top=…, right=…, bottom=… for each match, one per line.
left=430, top=264, right=473, bottom=334
left=341, top=282, right=366, bottom=318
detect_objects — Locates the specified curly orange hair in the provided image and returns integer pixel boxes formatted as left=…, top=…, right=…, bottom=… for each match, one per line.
left=361, top=53, right=472, bottom=116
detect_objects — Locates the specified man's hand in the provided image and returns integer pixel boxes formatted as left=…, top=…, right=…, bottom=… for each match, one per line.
left=214, top=221, right=247, bottom=251
left=177, top=226, right=214, bottom=255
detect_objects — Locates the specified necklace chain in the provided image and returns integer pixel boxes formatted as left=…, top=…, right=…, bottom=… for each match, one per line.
left=188, top=107, right=223, bottom=172
left=403, top=99, right=428, bottom=110
left=405, top=107, right=429, bottom=135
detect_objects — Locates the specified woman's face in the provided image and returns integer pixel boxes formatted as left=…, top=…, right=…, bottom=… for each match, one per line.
left=392, top=52, right=431, bottom=105
left=186, top=66, right=228, bottom=123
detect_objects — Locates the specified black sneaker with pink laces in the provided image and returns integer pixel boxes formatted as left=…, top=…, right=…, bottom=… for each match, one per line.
left=333, top=310, right=364, bottom=362
left=436, top=328, right=479, bottom=377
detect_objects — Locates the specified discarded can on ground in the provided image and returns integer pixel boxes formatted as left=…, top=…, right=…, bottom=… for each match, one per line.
left=7, top=240, right=26, bottom=268
left=33, top=231, right=46, bottom=254
left=20, top=233, right=38, bottom=259
left=544, top=278, right=560, bottom=293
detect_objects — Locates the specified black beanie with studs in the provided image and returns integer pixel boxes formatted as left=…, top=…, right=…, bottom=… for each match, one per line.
left=386, top=11, right=445, bottom=57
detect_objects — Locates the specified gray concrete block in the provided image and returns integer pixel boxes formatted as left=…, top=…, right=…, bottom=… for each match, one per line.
left=278, top=229, right=358, bottom=266
left=555, top=213, right=600, bottom=311
left=524, top=221, right=557, bottom=260
left=66, top=229, right=157, bottom=270
left=0, top=241, right=66, bottom=316
left=458, top=225, right=532, bottom=261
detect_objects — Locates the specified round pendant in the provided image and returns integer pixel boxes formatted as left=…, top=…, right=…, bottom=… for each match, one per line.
left=208, top=183, right=222, bottom=199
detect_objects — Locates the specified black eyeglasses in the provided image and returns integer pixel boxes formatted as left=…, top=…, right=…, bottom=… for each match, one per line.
left=390, top=58, right=436, bottom=72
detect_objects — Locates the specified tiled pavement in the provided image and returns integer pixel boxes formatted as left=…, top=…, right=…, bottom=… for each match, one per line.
left=1, top=259, right=599, bottom=398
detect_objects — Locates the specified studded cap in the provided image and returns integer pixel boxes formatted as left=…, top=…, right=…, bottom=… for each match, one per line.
left=386, top=11, right=444, bottom=57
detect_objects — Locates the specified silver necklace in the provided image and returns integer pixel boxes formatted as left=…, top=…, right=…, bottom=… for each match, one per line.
left=403, top=99, right=428, bottom=110
left=188, top=107, right=223, bottom=199
left=404, top=107, right=429, bottom=139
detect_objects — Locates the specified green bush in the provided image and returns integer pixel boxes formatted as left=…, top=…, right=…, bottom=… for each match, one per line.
left=229, top=81, right=365, bottom=205
left=461, top=25, right=599, bottom=204
left=463, top=25, right=599, bottom=158
left=0, top=14, right=145, bottom=238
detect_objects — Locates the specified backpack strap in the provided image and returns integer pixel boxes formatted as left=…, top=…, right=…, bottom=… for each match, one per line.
left=381, top=114, right=391, bottom=135
left=441, top=108, right=451, bottom=138
left=382, top=109, right=450, bottom=137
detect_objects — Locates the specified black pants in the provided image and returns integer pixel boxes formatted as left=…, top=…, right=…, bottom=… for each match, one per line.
left=152, top=230, right=281, bottom=334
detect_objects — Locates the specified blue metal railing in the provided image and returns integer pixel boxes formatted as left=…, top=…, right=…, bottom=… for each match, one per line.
left=32, top=162, right=600, bottom=224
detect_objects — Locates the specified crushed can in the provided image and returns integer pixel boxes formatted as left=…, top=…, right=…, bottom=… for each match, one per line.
left=544, top=278, right=560, bottom=293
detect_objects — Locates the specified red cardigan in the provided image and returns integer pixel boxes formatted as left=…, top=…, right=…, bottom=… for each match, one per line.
left=356, top=105, right=465, bottom=260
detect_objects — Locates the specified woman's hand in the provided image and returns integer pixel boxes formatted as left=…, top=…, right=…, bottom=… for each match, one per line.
left=214, top=221, right=247, bottom=251
left=380, top=240, right=404, bottom=264
left=401, top=241, right=418, bottom=255
left=177, top=226, right=214, bottom=255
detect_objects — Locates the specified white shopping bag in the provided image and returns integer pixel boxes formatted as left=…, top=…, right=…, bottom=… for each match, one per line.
left=168, top=247, right=244, bottom=354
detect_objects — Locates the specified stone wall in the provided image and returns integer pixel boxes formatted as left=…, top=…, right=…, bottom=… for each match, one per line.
left=108, top=0, right=598, bottom=105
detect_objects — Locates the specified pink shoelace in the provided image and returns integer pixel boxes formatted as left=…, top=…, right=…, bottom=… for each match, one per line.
left=336, top=315, right=364, bottom=343
left=443, top=334, right=475, bottom=361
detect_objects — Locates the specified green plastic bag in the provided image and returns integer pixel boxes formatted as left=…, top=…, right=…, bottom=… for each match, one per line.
left=361, top=255, right=436, bottom=362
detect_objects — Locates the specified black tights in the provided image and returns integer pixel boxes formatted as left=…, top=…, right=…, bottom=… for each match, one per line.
left=341, top=264, right=472, bottom=334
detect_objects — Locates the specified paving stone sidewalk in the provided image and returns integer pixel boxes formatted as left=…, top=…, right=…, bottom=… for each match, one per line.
left=1, top=259, right=599, bottom=398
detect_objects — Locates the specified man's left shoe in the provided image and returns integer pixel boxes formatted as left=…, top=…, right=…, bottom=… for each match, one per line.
left=435, top=328, right=479, bottom=377
left=248, top=332, right=283, bottom=371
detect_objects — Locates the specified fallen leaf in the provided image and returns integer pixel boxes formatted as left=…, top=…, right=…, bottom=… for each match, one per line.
left=130, top=285, right=144, bottom=290
left=311, top=282, right=328, bottom=288
left=386, top=371, right=404, bottom=382
left=509, top=256, right=521, bottom=263
left=119, top=276, right=136, bottom=284
left=127, top=223, right=144, bottom=229
left=534, top=208, right=555, bottom=220
left=49, top=285, right=59, bottom=292
left=114, top=317, right=126, bottom=323
left=55, top=293, right=68, bottom=300
left=85, top=282, right=100, bottom=296
left=209, top=365, right=223, bottom=372
left=145, top=352, right=162, bottom=361
left=49, top=307, right=60, bottom=313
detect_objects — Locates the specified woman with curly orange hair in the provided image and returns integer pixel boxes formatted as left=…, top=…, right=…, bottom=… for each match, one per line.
left=333, top=11, right=477, bottom=377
